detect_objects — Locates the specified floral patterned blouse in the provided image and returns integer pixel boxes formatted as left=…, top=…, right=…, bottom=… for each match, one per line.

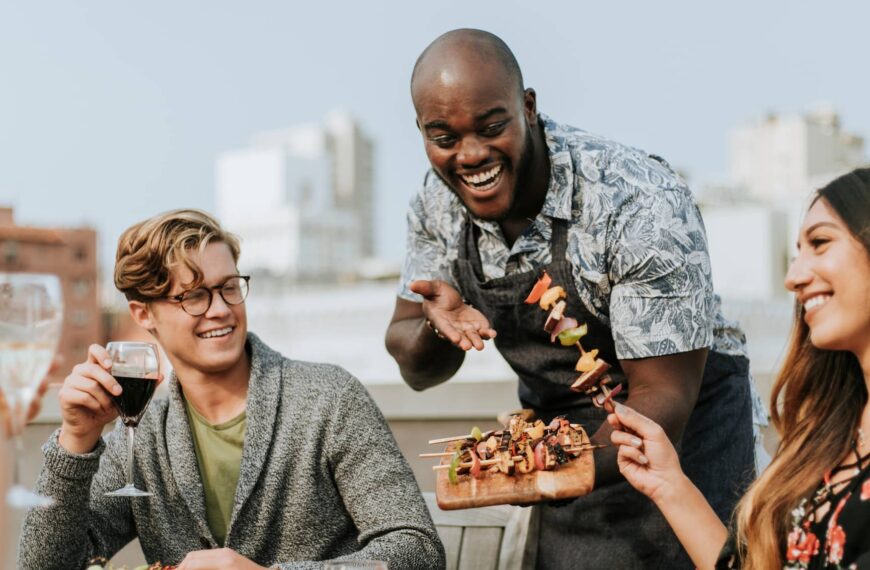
left=718, top=448, right=870, bottom=569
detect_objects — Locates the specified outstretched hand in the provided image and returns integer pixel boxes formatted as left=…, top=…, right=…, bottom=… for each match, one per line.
left=410, top=279, right=496, bottom=351
left=608, top=402, right=685, bottom=505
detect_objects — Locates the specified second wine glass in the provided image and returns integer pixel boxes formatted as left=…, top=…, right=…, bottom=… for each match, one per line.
left=104, top=341, right=160, bottom=498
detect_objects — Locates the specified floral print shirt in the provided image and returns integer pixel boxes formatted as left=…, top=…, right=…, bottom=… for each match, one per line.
left=718, top=452, right=870, bottom=569
left=399, top=113, right=746, bottom=360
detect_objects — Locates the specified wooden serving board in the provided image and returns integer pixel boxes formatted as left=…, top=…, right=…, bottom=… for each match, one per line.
left=435, top=437, right=595, bottom=510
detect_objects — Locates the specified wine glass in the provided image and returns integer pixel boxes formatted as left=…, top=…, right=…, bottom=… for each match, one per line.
left=104, top=341, right=159, bottom=498
left=323, top=562, right=388, bottom=570
left=0, top=273, right=63, bottom=508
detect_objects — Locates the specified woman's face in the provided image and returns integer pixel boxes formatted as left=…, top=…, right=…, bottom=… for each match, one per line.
left=785, top=198, right=870, bottom=355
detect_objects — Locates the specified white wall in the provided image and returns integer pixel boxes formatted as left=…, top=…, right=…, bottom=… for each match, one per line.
left=703, top=205, right=788, bottom=300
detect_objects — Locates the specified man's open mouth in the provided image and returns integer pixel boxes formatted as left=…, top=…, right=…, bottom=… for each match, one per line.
left=459, top=164, right=503, bottom=192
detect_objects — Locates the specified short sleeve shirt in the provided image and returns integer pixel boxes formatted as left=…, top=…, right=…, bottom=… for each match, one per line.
left=398, top=113, right=748, bottom=361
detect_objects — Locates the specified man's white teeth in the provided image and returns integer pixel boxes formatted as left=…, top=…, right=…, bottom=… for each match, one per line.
left=805, top=295, right=831, bottom=311
left=461, top=165, right=502, bottom=188
left=199, top=327, right=233, bottom=339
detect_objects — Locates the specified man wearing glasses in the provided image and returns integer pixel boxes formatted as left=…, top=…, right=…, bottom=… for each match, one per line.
left=19, top=209, right=445, bottom=570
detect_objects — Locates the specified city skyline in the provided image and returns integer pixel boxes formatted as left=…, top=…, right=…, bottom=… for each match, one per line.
left=2, top=1, right=869, bottom=274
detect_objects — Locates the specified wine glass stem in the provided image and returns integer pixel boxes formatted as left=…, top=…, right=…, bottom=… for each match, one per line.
left=13, top=432, right=25, bottom=487
left=126, top=426, right=135, bottom=487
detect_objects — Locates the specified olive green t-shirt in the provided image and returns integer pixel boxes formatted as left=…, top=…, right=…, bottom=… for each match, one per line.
left=183, top=397, right=246, bottom=546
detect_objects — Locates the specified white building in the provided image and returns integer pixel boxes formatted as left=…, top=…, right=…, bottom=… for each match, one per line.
left=215, top=111, right=375, bottom=281
left=702, top=205, right=789, bottom=300
left=701, top=107, right=866, bottom=300
left=729, top=107, right=865, bottom=206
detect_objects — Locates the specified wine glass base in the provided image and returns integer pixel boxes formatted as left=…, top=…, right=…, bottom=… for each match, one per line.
left=105, top=484, right=153, bottom=498
left=6, top=485, right=55, bottom=509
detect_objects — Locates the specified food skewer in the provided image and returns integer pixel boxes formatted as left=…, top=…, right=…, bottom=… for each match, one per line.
left=420, top=443, right=607, bottom=459
left=432, top=456, right=524, bottom=470
left=429, top=423, right=588, bottom=445
left=430, top=443, right=609, bottom=471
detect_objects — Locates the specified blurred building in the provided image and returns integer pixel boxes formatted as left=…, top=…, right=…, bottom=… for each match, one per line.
left=701, top=107, right=867, bottom=301
left=215, top=110, right=375, bottom=282
left=702, top=205, right=789, bottom=300
left=0, top=207, right=100, bottom=381
left=729, top=106, right=865, bottom=206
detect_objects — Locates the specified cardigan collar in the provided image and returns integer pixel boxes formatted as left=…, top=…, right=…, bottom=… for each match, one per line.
left=164, top=332, right=282, bottom=543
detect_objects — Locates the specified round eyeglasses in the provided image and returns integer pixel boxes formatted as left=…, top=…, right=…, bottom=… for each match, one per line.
left=159, top=275, right=250, bottom=316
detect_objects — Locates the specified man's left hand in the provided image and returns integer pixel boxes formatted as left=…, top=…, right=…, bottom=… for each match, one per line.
left=176, top=548, right=267, bottom=570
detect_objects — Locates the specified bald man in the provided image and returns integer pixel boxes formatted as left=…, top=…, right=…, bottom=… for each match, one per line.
left=386, top=29, right=764, bottom=569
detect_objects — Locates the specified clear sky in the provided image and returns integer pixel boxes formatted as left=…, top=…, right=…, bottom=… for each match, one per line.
left=1, top=1, right=867, bottom=273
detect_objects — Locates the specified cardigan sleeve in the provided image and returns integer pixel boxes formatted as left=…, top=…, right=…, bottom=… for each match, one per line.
left=17, top=426, right=136, bottom=570
left=273, top=375, right=445, bottom=570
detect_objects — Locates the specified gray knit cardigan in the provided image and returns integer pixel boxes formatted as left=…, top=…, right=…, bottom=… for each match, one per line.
left=18, top=333, right=445, bottom=569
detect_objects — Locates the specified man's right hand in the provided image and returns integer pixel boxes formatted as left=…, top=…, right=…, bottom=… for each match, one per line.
left=410, top=279, right=497, bottom=351
left=57, top=344, right=122, bottom=454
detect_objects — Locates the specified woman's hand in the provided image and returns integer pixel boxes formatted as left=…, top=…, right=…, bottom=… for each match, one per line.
left=410, top=279, right=496, bottom=351
left=608, top=402, right=687, bottom=506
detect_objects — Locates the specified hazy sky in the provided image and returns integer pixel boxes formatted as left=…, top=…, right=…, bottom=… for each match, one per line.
left=1, top=1, right=868, bottom=272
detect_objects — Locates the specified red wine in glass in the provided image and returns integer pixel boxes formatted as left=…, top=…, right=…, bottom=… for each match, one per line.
left=112, top=375, right=158, bottom=427
left=104, top=341, right=160, bottom=498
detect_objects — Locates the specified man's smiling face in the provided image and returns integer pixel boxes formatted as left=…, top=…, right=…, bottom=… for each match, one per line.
left=412, top=54, right=538, bottom=222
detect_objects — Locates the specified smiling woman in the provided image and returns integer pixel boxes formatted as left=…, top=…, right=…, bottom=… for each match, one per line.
left=608, top=168, right=870, bottom=570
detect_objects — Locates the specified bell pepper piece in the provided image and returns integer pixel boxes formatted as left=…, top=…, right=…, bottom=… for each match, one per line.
left=557, top=323, right=588, bottom=346
left=524, top=271, right=552, bottom=304
left=470, top=426, right=483, bottom=442
left=447, top=451, right=462, bottom=485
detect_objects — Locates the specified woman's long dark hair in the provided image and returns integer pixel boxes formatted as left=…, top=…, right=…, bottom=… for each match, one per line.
left=734, top=168, right=870, bottom=569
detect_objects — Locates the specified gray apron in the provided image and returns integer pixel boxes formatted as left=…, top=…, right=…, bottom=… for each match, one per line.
left=452, top=216, right=756, bottom=569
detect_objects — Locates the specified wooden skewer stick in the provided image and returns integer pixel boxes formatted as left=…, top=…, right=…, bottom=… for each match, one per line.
left=432, top=456, right=524, bottom=470
left=419, top=452, right=454, bottom=458
left=565, top=444, right=609, bottom=452
left=428, top=434, right=477, bottom=445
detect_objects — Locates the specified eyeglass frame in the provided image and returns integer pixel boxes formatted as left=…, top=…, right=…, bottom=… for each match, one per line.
left=154, top=275, right=251, bottom=316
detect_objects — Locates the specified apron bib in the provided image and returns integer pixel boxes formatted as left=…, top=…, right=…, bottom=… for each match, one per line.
left=453, top=216, right=755, bottom=569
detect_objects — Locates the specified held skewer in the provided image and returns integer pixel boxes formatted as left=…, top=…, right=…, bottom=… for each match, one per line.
left=566, top=443, right=609, bottom=452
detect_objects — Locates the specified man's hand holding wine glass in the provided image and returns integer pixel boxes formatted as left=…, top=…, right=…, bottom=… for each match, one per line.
left=57, top=344, right=162, bottom=455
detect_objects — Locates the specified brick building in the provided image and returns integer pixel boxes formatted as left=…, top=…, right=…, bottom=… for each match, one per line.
left=0, top=207, right=100, bottom=381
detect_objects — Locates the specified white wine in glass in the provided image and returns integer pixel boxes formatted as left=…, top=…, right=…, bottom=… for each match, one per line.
left=0, top=273, right=63, bottom=508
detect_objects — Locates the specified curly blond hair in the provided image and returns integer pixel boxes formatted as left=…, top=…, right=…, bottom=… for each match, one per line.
left=114, top=209, right=241, bottom=302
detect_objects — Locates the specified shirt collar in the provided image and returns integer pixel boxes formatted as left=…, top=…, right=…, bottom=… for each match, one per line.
left=539, top=113, right=575, bottom=222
